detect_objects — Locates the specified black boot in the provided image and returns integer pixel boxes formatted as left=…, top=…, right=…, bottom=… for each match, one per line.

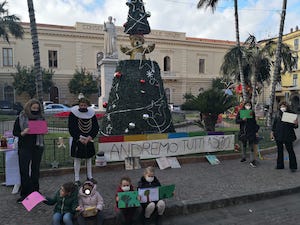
left=144, top=218, right=152, bottom=225
left=156, top=215, right=163, bottom=225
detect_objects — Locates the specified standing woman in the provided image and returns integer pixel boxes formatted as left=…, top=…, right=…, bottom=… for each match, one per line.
left=271, top=101, right=298, bottom=172
left=236, top=101, right=260, bottom=167
left=13, top=99, right=45, bottom=203
left=68, top=97, right=99, bottom=186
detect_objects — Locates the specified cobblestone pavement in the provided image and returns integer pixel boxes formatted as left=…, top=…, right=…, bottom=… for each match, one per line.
left=1, top=128, right=300, bottom=225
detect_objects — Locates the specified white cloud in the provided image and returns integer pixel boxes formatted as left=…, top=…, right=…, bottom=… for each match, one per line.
left=8, top=0, right=300, bottom=42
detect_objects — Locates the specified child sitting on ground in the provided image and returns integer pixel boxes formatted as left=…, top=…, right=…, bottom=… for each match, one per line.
left=76, top=180, right=104, bottom=225
left=138, top=167, right=165, bottom=225
left=115, top=176, right=142, bottom=225
left=44, top=182, right=78, bottom=225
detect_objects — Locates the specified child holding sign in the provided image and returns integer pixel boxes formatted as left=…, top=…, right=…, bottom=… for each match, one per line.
left=138, top=167, right=165, bottom=225
left=76, top=180, right=104, bottom=225
left=115, top=176, right=142, bottom=225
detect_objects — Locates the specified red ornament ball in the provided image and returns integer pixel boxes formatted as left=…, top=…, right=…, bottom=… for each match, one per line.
left=114, top=72, right=122, bottom=78
left=102, top=102, right=108, bottom=108
left=140, top=79, right=145, bottom=83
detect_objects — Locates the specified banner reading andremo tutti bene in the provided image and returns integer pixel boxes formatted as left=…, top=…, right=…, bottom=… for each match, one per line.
left=99, top=134, right=234, bottom=162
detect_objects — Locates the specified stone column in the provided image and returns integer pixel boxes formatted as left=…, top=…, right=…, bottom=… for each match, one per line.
left=98, top=58, right=118, bottom=111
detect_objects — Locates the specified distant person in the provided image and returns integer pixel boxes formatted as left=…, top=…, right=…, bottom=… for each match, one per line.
left=138, top=167, right=165, bottom=225
left=44, top=182, right=78, bottom=225
left=76, top=180, right=104, bottom=225
left=68, top=97, right=99, bottom=186
left=235, top=101, right=260, bottom=167
left=115, top=176, right=142, bottom=225
left=13, top=99, right=45, bottom=203
left=271, top=101, right=298, bottom=172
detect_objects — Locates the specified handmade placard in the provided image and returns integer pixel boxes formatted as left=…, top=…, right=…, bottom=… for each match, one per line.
left=117, top=191, right=140, bottom=208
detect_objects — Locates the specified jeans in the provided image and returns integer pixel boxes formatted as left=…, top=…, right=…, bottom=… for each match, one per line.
left=53, top=212, right=73, bottom=225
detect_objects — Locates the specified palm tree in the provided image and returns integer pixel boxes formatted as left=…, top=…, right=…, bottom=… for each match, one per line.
left=267, top=0, right=287, bottom=126
left=182, top=88, right=237, bottom=131
left=27, top=0, right=43, bottom=103
left=0, top=1, right=24, bottom=43
left=197, top=0, right=247, bottom=101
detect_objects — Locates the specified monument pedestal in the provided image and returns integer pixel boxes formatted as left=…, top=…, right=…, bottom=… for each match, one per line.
left=98, top=58, right=118, bottom=111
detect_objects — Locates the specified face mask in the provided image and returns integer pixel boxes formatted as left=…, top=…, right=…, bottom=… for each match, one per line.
left=121, top=186, right=130, bottom=192
left=280, top=107, right=287, bottom=112
left=31, top=110, right=39, bottom=115
left=78, top=108, right=88, bottom=113
left=145, top=176, right=154, bottom=183
left=245, top=106, right=251, bottom=110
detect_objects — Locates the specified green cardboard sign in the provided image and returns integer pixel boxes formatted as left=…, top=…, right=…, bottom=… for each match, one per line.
left=117, top=191, right=140, bottom=208
left=240, top=110, right=253, bottom=119
left=159, top=184, right=175, bottom=199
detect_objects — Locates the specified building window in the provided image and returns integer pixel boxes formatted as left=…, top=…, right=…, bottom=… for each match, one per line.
left=293, top=74, right=297, bottom=86
left=294, top=39, right=299, bottom=51
left=163, top=56, right=170, bottom=71
left=4, top=85, right=14, bottom=102
left=199, top=58, right=205, bottom=73
left=3, top=48, right=13, bottom=66
left=48, top=50, right=58, bottom=68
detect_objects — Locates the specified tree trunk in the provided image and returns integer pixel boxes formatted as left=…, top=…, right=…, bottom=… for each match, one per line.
left=267, top=0, right=287, bottom=126
left=202, top=113, right=218, bottom=131
left=234, top=0, right=247, bottom=102
left=27, top=0, right=43, bottom=103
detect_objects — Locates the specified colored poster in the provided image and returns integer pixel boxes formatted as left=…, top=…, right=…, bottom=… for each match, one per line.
left=28, top=120, right=48, bottom=134
left=22, top=191, right=46, bottom=211
left=117, top=191, right=140, bottom=208
left=159, top=185, right=175, bottom=199
left=205, top=155, right=220, bottom=165
left=138, top=187, right=159, bottom=203
left=239, top=110, right=253, bottom=119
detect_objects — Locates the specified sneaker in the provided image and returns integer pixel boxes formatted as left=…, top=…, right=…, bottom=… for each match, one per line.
left=16, top=196, right=25, bottom=204
left=240, top=158, right=246, bottom=162
left=250, top=161, right=257, bottom=168
left=87, top=178, right=97, bottom=184
left=74, top=180, right=81, bottom=187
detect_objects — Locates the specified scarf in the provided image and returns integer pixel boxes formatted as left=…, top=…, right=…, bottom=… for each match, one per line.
left=19, top=111, right=44, bottom=147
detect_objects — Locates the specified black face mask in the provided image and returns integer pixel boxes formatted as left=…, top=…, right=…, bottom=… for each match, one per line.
left=31, top=110, right=39, bottom=115
left=78, top=108, right=88, bottom=113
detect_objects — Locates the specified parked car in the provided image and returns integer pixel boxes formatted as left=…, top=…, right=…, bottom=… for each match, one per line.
left=43, top=101, right=53, bottom=109
left=0, top=100, right=17, bottom=115
left=44, top=104, right=71, bottom=114
left=13, top=102, right=23, bottom=115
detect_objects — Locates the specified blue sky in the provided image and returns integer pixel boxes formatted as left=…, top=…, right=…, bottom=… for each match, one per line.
left=10, top=0, right=300, bottom=41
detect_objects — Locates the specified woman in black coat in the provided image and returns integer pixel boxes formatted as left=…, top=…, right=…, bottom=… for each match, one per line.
left=68, top=97, right=99, bottom=186
left=236, top=101, right=260, bottom=167
left=271, top=101, right=298, bottom=172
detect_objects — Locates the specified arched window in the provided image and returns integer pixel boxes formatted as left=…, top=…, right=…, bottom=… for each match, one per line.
left=4, top=85, right=14, bottom=103
left=165, top=88, right=170, bottom=103
left=164, top=56, right=170, bottom=71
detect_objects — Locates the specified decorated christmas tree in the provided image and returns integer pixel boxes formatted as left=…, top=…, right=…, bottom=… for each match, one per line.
left=100, top=0, right=175, bottom=135
left=124, top=0, right=151, bottom=35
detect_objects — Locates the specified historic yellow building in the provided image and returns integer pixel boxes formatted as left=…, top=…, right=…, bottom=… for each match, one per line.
left=0, top=22, right=235, bottom=107
left=276, top=26, right=300, bottom=112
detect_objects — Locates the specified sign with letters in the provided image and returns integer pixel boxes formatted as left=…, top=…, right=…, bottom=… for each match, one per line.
left=99, top=134, right=234, bottom=162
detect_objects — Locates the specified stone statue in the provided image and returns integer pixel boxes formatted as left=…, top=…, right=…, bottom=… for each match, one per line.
left=103, top=16, right=117, bottom=58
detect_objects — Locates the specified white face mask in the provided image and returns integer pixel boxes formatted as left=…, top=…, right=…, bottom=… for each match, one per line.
left=121, top=186, right=130, bottom=192
left=145, top=176, right=154, bottom=183
left=280, top=107, right=287, bottom=112
left=245, top=106, right=251, bottom=110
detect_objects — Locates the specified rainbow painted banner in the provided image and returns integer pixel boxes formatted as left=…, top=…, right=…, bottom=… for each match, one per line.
left=99, top=132, right=235, bottom=162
